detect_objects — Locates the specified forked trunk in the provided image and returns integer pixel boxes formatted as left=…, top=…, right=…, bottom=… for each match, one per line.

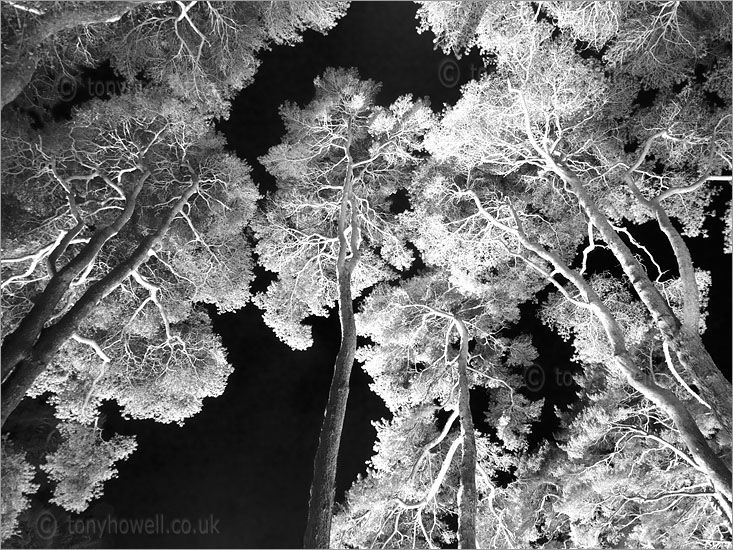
left=303, top=136, right=360, bottom=548
left=0, top=178, right=198, bottom=427
left=1, top=171, right=148, bottom=382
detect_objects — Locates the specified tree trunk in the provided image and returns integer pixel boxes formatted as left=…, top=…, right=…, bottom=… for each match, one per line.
left=454, top=318, right=477, bottom=550
left=489, top=203, right=733, bottom=505
left=478, top=108, right=732, bottom=524
left=1, top=2, right=136, bottom=107
left=615, top=351, right=733, bottom=504
left=652, top=205, right=731, bottom=430
left=623, top=166, right=733, bottom=431
left=303, top=136, right=359, bottom=549
left=641, top=193, right=730, bottom=431
left=302, top=265, right=357, bottom=548
left=0, top=177, right=198, bottom=427
left=551, top=161, right=732, bottom=435
left=1, top=170, right=148, bottom=383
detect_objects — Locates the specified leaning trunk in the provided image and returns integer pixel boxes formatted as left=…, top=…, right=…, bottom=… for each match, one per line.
left=1, top=170, right=148, bottom=382
left=647, top=196, right=730, bottom=432
left=500, top=207, right=732, bottom=507
left=615, top=351, right=733, bottom=504
left=303, top=140, right=359, bottom=548
left=643, top=193, right=733, bottom=521
left=0, top=177, right=198, bottom=427
left=455, top=318, right=477, bottom=549
left=473, top=150, right=732, bottom=518
left=552, top=161, right=732, bottom=435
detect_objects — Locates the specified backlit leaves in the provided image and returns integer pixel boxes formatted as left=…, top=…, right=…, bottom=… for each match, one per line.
left=41, top=422, right=136, bottom=514
left=1, top=435, right=39, bottom=542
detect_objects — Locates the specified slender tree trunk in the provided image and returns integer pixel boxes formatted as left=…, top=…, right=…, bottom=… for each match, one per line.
left=454, top=318, right=477, bottom=549
left=304, top=136, right=359, bottom=549
left=302, top=265, right=357, bottom=548
left=0, top=177, right=198, bottom=427
left=1, top=1, right=136, bottom=107
left=397, top=308, right=478, bottom=547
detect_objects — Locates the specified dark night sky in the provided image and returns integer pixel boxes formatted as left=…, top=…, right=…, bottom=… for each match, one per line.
left=95, top=3, right=487, bottom=548
left=14, top=2, right=730, bottom=549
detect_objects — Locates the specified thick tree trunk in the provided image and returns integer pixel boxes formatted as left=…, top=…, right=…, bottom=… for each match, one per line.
left=642, top=197, right=731, bottom=425
left=0, top=177, right=198, bottom=427
left=529, top=239, right=732, bottom=502
left=454, top=318, right=477, bottom=550
left=652, top=206, right=731, bottom=430
left=479, top=193, right=733, bottom=506
left=551, top=161, right=732, bottom=435
left=652, top=206, right=701, bottom=331
left=624, top=155, right=733, bottom=425
left=1, top=1, right=136, bottom=107
left=615, top=351, right=733, bottom=503
left=1, top=171, right=148, bottom=383
left=303, top=140, right=359, bottom=549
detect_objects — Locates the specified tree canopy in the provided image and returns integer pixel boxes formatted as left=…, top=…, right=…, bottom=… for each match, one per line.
left=333, top=1, right=731, bottom=547
left=1, top=1, right=730, bottom=548
left=0, top=0, right=346, bottom=537
left=1, top=1, right=349, bottom=116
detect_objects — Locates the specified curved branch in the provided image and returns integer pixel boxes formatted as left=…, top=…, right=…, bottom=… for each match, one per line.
left=396, top=436, right=462, bottom=510
left=661, top=340, right=711, bottom=409
left=408, top=409, right=460, bottom=482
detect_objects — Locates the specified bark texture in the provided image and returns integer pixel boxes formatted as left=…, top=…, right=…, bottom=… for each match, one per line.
left=301, top=267, right=356, bottom=548
left=455, top=318, right=477, bottom=549
left=303, top=140, right=360, bottom=549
